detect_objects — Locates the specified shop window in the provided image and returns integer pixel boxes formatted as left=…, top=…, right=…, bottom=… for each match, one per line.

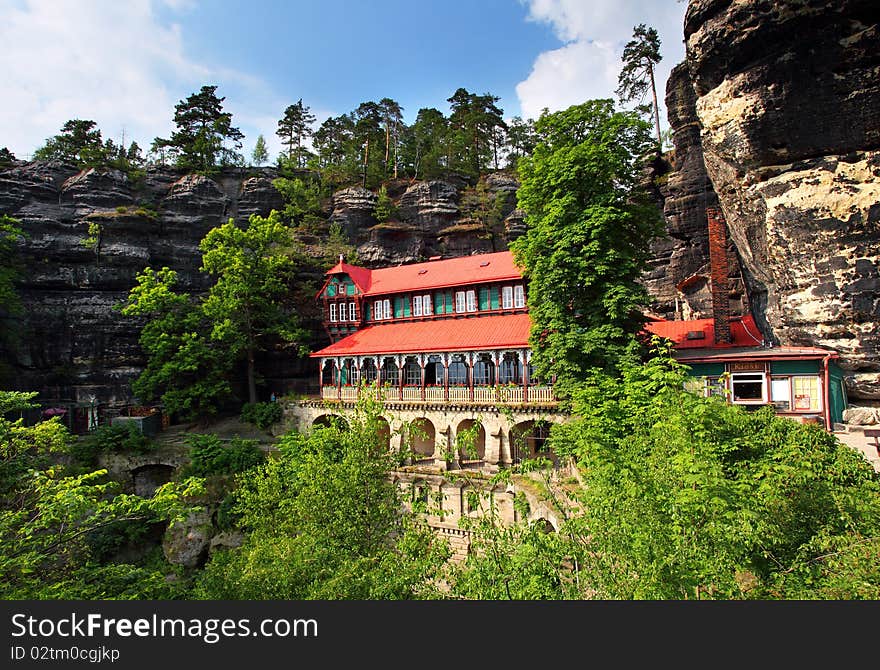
left=793, top=376, right=821, bottom=411
left=731, top=373, right=765, bottom=403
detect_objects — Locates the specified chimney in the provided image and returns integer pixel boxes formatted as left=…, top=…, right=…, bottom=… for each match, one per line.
left=707, top=207, right=731, bottom=344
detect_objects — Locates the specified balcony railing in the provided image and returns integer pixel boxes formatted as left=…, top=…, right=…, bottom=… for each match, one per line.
left=319, top=384, right=555, bottom=404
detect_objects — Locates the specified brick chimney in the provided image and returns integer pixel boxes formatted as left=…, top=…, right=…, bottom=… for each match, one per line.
left=707, top=207, right=731, bottom=344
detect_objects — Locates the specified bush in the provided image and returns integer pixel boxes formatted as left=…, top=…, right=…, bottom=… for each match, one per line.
left=183, top=434, right=266, bottom=477
left=70, top=422, right=155, bottom=466
left=240, top=401, right=282, bottom=430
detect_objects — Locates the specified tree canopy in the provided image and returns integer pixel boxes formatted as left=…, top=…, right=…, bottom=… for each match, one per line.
left=152, top=85, right=244, bottom=173
left=511, top=99, right=662, bottom=389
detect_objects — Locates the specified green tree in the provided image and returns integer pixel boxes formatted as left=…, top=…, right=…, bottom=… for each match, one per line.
left=510, top=100, right=661, bottom=388
left=251, top=134, right=269, bottom=167
left=378, top=97, right=404, bottom=178
left=193, top=393, right=448, bottom=599
left=504, top=116, right=537, bottom=168
left=153, top=85, right=245, bottom=173
left=120, top=267, right=234, bottom=421
left=373, top=184, right=396, bottom=223
left=616, top=23, right=663, bottom=149
left=277, top=99, right=316, bottom=168
left=547, top=345, right=880, bottom=599
left=401, top=107, right=449, bottom=180
left=199, top=211, right=309, bottom=404
left=0, top=147, right=16, bottom=167
left=352, top=101, right=385, bottom=188
left=33, top=119, right=106, bottom=166
left=447, top=88, right=506, bottom=177
left=0, top=390, right=203, bottom=599
left=312, top=114, right=357, bottom=186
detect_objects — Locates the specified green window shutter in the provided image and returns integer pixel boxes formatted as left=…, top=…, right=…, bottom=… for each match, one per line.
left=403, top=296, right=411, bottom=317
left=490, top=287, right=499, bottom=310
left=686, top=363, right=725, bottom=376
left=347, top=283, right=355, bottom=296
left=434, top=293, right=444, bottom=314
left=327, top=284, right=336, bottom=297
left=394, top=297, right=403, bottom=318
left=445, top=292, right=453, bottom=312
left=365, top=302, right=371, bottom=321
left=479, top=288, right=489, bottom=311
left=770, top=360, right=820, bottom=375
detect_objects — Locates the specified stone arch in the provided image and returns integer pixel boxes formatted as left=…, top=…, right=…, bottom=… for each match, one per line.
left=510, top=419, right=553, bottom=463
left=409, top=417, right=436, bottom=461
left=131, top=463, right=176, bottom=497
left=456, top=419, right=485, bottom=463
left=531, top=517, right=558, bottom=533
left=312, top=414, right=349, bottom=431
left=374, top=415, right=391, bottom=451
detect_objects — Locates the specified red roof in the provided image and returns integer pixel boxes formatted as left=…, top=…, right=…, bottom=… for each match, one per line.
left=320, top=251, right=523, bottom=299
left=310, top=313, right=531, bottom=357
left=644, top=314, right=764, bottom=349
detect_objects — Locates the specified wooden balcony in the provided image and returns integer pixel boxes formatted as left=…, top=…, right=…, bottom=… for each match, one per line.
left=319, top=384, right=556, bottom=405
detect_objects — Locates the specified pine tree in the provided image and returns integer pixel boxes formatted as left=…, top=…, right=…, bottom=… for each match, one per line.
left=616, top=24, right=663, bottom=149
left=252, top=134, right=269, bottom=167
left=277, top=100, right=316, bottom=167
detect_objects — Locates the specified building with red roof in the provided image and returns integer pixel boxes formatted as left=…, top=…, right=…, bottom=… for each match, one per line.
left=310, top=250, right=552, bottom=407
left=643, top=209, right=848, bottom=430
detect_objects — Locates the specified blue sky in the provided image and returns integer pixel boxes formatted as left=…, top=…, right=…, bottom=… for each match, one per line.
left=0, top=0, right=688, bottom=160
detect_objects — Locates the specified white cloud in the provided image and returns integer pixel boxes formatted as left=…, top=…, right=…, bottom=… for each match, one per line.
left=516, top=0, right=688, bottom=126
left=0, top=0, right=271, bottom=159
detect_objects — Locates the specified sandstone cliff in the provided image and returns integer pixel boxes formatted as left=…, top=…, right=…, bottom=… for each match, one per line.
left=680, top=0, right=880, bottom=400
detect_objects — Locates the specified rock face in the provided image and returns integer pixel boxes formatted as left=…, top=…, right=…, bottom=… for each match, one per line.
left=0, top=163, right=284, bottom=407
left=679, top=0, right=880, bottom=399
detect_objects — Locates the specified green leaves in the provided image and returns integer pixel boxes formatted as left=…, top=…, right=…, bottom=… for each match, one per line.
left=512, top=100, right=660, bottom=386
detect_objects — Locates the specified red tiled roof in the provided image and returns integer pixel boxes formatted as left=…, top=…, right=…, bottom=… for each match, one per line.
left=310, top=313, right=532, bottom=357
left=321, top=251, right=523, bottom=298
left=644, top=314, right=764, bottom=349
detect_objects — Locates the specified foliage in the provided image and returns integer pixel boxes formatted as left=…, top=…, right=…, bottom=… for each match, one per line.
left=0, top=215, right=26, bottom=321
left=200, top=211, right=310, bottom=404
left=69, top=422, right=156, bottom=467
left=617, top=24, right=663, bottom=147
left=240, top=401, right=282, bottom=430
left=182, top=434, right=265, bottom=478
left=373, top=184, right=396, bottom=223
left=447, top=88, right=506, bottom=177
left=546, top=344, right=880, bottom=599
left=152, top=85, right=244, bottom=173
left=81, top=220, right=102, bottom=261
left=32, top=119, right=144, bottom=173
left=277, top=99, right=316, bottom=167
left=120, top=267, right=233, bottom=421
left=511, top=99, right=662, bottom=389
left=251, top=134, right=269, bottom=167
left=193, top=393, right=449, bottom=599
left=0, top=147, right=16, bottom=166
left=271, top=173, right=326, bottom=228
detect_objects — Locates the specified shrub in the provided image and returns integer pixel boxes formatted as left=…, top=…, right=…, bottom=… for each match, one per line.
left=240, top=401, right=282, bottom=430
left=183, top=434, right=265, bottom=477
left=70, top=422, right=155, bottom=466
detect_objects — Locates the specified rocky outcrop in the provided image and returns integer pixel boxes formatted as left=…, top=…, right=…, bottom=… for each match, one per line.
left=330, top=186, right=378, bottom=238
left=0, top=163, right=285, bottom=406
left=163, top=509, right=214, bottom=568
left=682, top=0, right=880, bottom=399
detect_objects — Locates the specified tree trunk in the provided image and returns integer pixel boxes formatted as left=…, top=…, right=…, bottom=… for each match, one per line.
left=247, top=345, right=257, bottom=404
left=649, top=64, right=662, bottom=149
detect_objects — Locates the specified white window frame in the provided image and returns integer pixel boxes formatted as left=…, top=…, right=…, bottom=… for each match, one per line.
left=514, top=284, right=525, bottom=308
left=502, top=286, right=513, bottom=309
left=466, top=290, right=477, bottom=312
left=330, top=303, right=337, bottom=322
left=792, top=375, right=822, bottom=412
left=382, top=298, right=391, bottom=320
left=374, top=300, right=382, bottom=320
left=349, top=302, right=356, bottom=322
left=413, top=295, right=423, bottom=317
left=339, top=302, right=347, bottom=322
left=455, top=291, right=466, bottom=313
left=731, top=372, right=766, bottom=404
left=421, top=294, right=432, bottom=316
